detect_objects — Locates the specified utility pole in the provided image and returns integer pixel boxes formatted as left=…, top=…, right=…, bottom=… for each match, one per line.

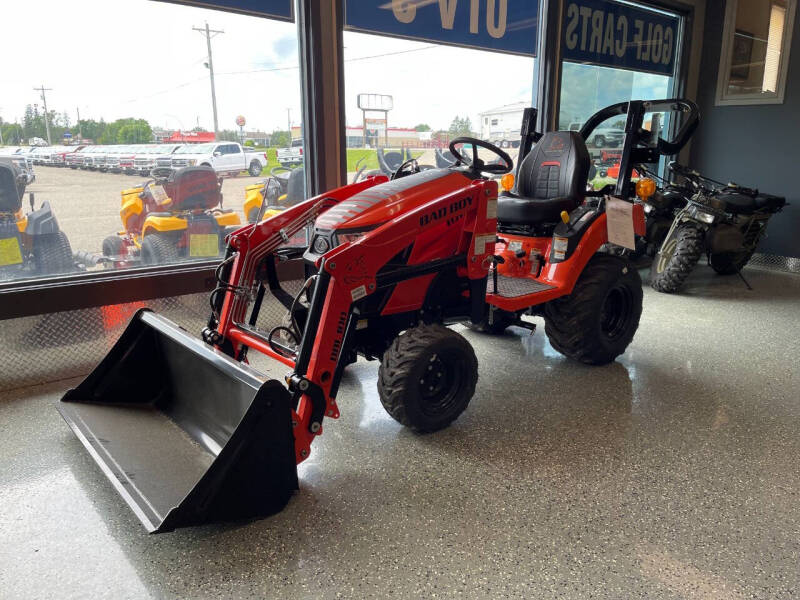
left=287, top=108, right=291, bottom=139
left=34, top=85, right=53, bottom=144
left=76, top=106, right=82, bottom=138
left=0, top=110, right=4, bottom=146
left=193, top=22, right=223, bottom=137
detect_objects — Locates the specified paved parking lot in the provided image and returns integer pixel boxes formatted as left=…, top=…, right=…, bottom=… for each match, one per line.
left=24, top=167, right=263, bottom=258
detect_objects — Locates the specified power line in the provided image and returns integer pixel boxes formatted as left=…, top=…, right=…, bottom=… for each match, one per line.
left=193, top=22, right=224, bottom=135
left=34, top=85, right=53, bottom=144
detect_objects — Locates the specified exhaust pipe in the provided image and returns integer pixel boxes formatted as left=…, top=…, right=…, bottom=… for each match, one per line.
left=58, top=309, right=297, bottom=532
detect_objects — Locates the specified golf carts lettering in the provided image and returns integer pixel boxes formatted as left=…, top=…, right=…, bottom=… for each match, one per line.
left=419, top=196, right=473, bottom=227
left=391, top=0, right=507, bottom=38
left=563, top=0, right=677, bottom=74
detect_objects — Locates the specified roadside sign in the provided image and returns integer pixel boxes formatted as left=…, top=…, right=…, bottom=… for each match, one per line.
left=562, top=0, right=679, bottom=75
left=236, top=115, right=246, bottom=127
left=344, top=1, right=539, bottom=57
left=63, top=133, right=72, bottom=138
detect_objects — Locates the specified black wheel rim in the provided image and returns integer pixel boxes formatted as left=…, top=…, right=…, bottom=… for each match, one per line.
left=600, top=283, right=634, bottom=340
left=418, top=351, right=463, bottom=417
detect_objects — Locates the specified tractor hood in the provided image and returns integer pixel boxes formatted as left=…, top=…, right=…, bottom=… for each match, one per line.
left=315, top=168, right=469, bottom=232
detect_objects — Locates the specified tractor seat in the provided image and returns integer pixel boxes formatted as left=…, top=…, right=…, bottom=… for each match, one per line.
left=165, top=166, right=222, bottom=210
left=0, top=163, right=22, bottom=213
left=497, top=131, right=590, bottom=226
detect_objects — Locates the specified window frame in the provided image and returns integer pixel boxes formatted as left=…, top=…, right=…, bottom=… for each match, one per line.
left=0, top=0, right=339, bottom=322
left=715, top=0, right=797, bottom=106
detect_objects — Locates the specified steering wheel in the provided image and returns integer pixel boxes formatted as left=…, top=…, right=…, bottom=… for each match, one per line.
left=391, top=158, right=421, bottom=180
left=449, top=137, right=513, bottom=174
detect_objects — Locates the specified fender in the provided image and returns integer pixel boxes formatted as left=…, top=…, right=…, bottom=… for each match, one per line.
left=213, top=210, right=241, bottom=228
left=120, top=189, right=144, bottom=233
left=142, top=215, right=187, bottom=236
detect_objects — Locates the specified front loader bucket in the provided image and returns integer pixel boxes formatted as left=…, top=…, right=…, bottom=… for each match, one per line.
left=58, top=309, right=297, bottom=533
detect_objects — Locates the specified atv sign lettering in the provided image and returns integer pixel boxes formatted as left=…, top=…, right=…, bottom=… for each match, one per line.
left=563, top=0, right=678, bottom=75
left=345, top=0, right=539, bottom=56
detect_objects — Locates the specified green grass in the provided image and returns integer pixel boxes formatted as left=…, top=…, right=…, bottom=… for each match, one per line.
left=256, top=147, right=423, bottom=176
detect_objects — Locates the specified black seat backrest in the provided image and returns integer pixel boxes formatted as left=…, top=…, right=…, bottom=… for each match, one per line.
left=0, top=163, right=22, bottom=213
left=164, top=166, right=221, bottom=210
left=516, top=131, right=590, bottom=201
left=285, top=166, right=305, bottom=205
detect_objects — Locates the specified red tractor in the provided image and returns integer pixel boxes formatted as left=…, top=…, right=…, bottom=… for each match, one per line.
left=58, top=99, right=699, bottom=532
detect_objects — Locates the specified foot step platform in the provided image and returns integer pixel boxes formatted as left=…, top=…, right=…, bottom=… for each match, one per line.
left=488, top=275, right=555, bottom=298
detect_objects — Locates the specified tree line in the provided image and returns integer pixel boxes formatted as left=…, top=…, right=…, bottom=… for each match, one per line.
left=0, top=105, right=154, bottom=145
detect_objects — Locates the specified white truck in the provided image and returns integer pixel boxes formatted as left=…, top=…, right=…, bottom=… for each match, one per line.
left=276, top=139, right=303, bottom=166
left=169, top=142, right=267, bottom=177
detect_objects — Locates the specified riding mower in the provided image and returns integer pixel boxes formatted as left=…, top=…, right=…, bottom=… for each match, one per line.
left=243, top=166, right=305, bottom=223
left=58, top=99, right=693, bottom=533
left=102, top=166, right=241, bottom=266
left=0, top=163, right=75, bottom=280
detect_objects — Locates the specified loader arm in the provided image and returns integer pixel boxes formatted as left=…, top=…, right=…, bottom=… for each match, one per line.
left=211, top=175, right=498, bottom=464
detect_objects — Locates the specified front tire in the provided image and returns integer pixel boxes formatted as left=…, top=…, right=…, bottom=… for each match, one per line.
left=33, top=231, right=74, bottom=275
left=378, top=324, right=478, bottom=432
left=248, top=160, right=262, bottom=177
left=141, top=232, right=181, bottom=265
left=102, top=235, right=124, bottom=258
left=650, top=224, right=704, bottom=293
left=593, top=135, right=606, bottom=148
left=544, top=255, right=643, bottom=365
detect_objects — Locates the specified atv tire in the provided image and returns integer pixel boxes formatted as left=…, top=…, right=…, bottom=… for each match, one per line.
left=378, top=323, right=478, bottom=432
left=248, top=160, right=262, bottom=177
left=650, top=224, right=704, bottom=293
left=709, top=249, right=754, bottom=275
left=33, top=232, right=74, bottom=275
left=544, top=255, right=642, bottom=365
left=141, top=232, right=181, bottom=265
left=102, top=235, right=125, bottom=258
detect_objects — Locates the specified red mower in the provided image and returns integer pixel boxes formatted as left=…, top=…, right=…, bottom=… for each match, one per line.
left=58, top=99, right=698, bottom=532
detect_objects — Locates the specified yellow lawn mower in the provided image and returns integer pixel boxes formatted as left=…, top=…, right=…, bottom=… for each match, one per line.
left=102, top=166, right=241, bottom=266
left=0, top=162, right=75, bottom=280
left=243, top=165, right=306, bottom=223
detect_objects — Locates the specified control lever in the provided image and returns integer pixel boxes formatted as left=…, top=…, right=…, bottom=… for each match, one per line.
left=487, top=255, right=505, bottom=294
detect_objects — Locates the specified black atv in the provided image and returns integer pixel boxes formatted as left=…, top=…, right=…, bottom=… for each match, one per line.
left=650, top=162, right=786, bottom=293
left=0, top=163, right=75, bottom=280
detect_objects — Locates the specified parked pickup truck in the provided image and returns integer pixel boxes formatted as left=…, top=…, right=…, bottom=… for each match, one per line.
left=169, top=142, right=266, bottom=177
left=276, top=139, right=303, bottom=166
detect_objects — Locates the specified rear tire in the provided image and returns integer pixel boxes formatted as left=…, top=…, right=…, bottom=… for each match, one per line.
left=650, top=224, right=704, bottom=293
left=544, top=255, right=643, bottom=365
left=102, top=235, right=124, bottom=258
left=32, top=232, right=74, bottom=275
left=141, top=232, right=181, bottom=265
left=709, top=249, right=754, bottom=275
left=593, top=135, right=606, bottom=148
left=248, top=161, right=262, bottom=177
left=378, top=324, right=478, bottom=432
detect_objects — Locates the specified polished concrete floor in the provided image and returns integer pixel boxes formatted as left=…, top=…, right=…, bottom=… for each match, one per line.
left=1, top=266, right=799, bottom=599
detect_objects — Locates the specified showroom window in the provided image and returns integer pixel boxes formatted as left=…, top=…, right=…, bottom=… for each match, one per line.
left=715, top=0, right=797, bottom=105
left=558, top=0, right=686, bottom=186
left=0, top=0, right=306, bottom=286
left=342, top=1, right=538, bottom=181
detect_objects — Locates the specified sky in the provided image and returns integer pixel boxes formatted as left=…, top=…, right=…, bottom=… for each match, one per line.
left=1, top=0, right=671, bottom=135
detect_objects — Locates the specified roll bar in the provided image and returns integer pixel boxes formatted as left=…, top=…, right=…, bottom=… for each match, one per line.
left=578, top=98, right=699, bottom=157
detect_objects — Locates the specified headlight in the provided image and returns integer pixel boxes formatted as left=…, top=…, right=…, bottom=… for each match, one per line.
left=689, top=205, right=716, bottom=224
left=313, top=236, right=330, bottom=254
left=696, top=211, right=715, bottom=224
left=643, top=203, right=654, bottom=214
left=188, top=159, right=197, bottom=166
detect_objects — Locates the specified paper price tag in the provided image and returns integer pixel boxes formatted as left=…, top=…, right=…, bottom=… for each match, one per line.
left=150, top=184, right=170, bottom=206
left=605, top=196, right=635, bottom=250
